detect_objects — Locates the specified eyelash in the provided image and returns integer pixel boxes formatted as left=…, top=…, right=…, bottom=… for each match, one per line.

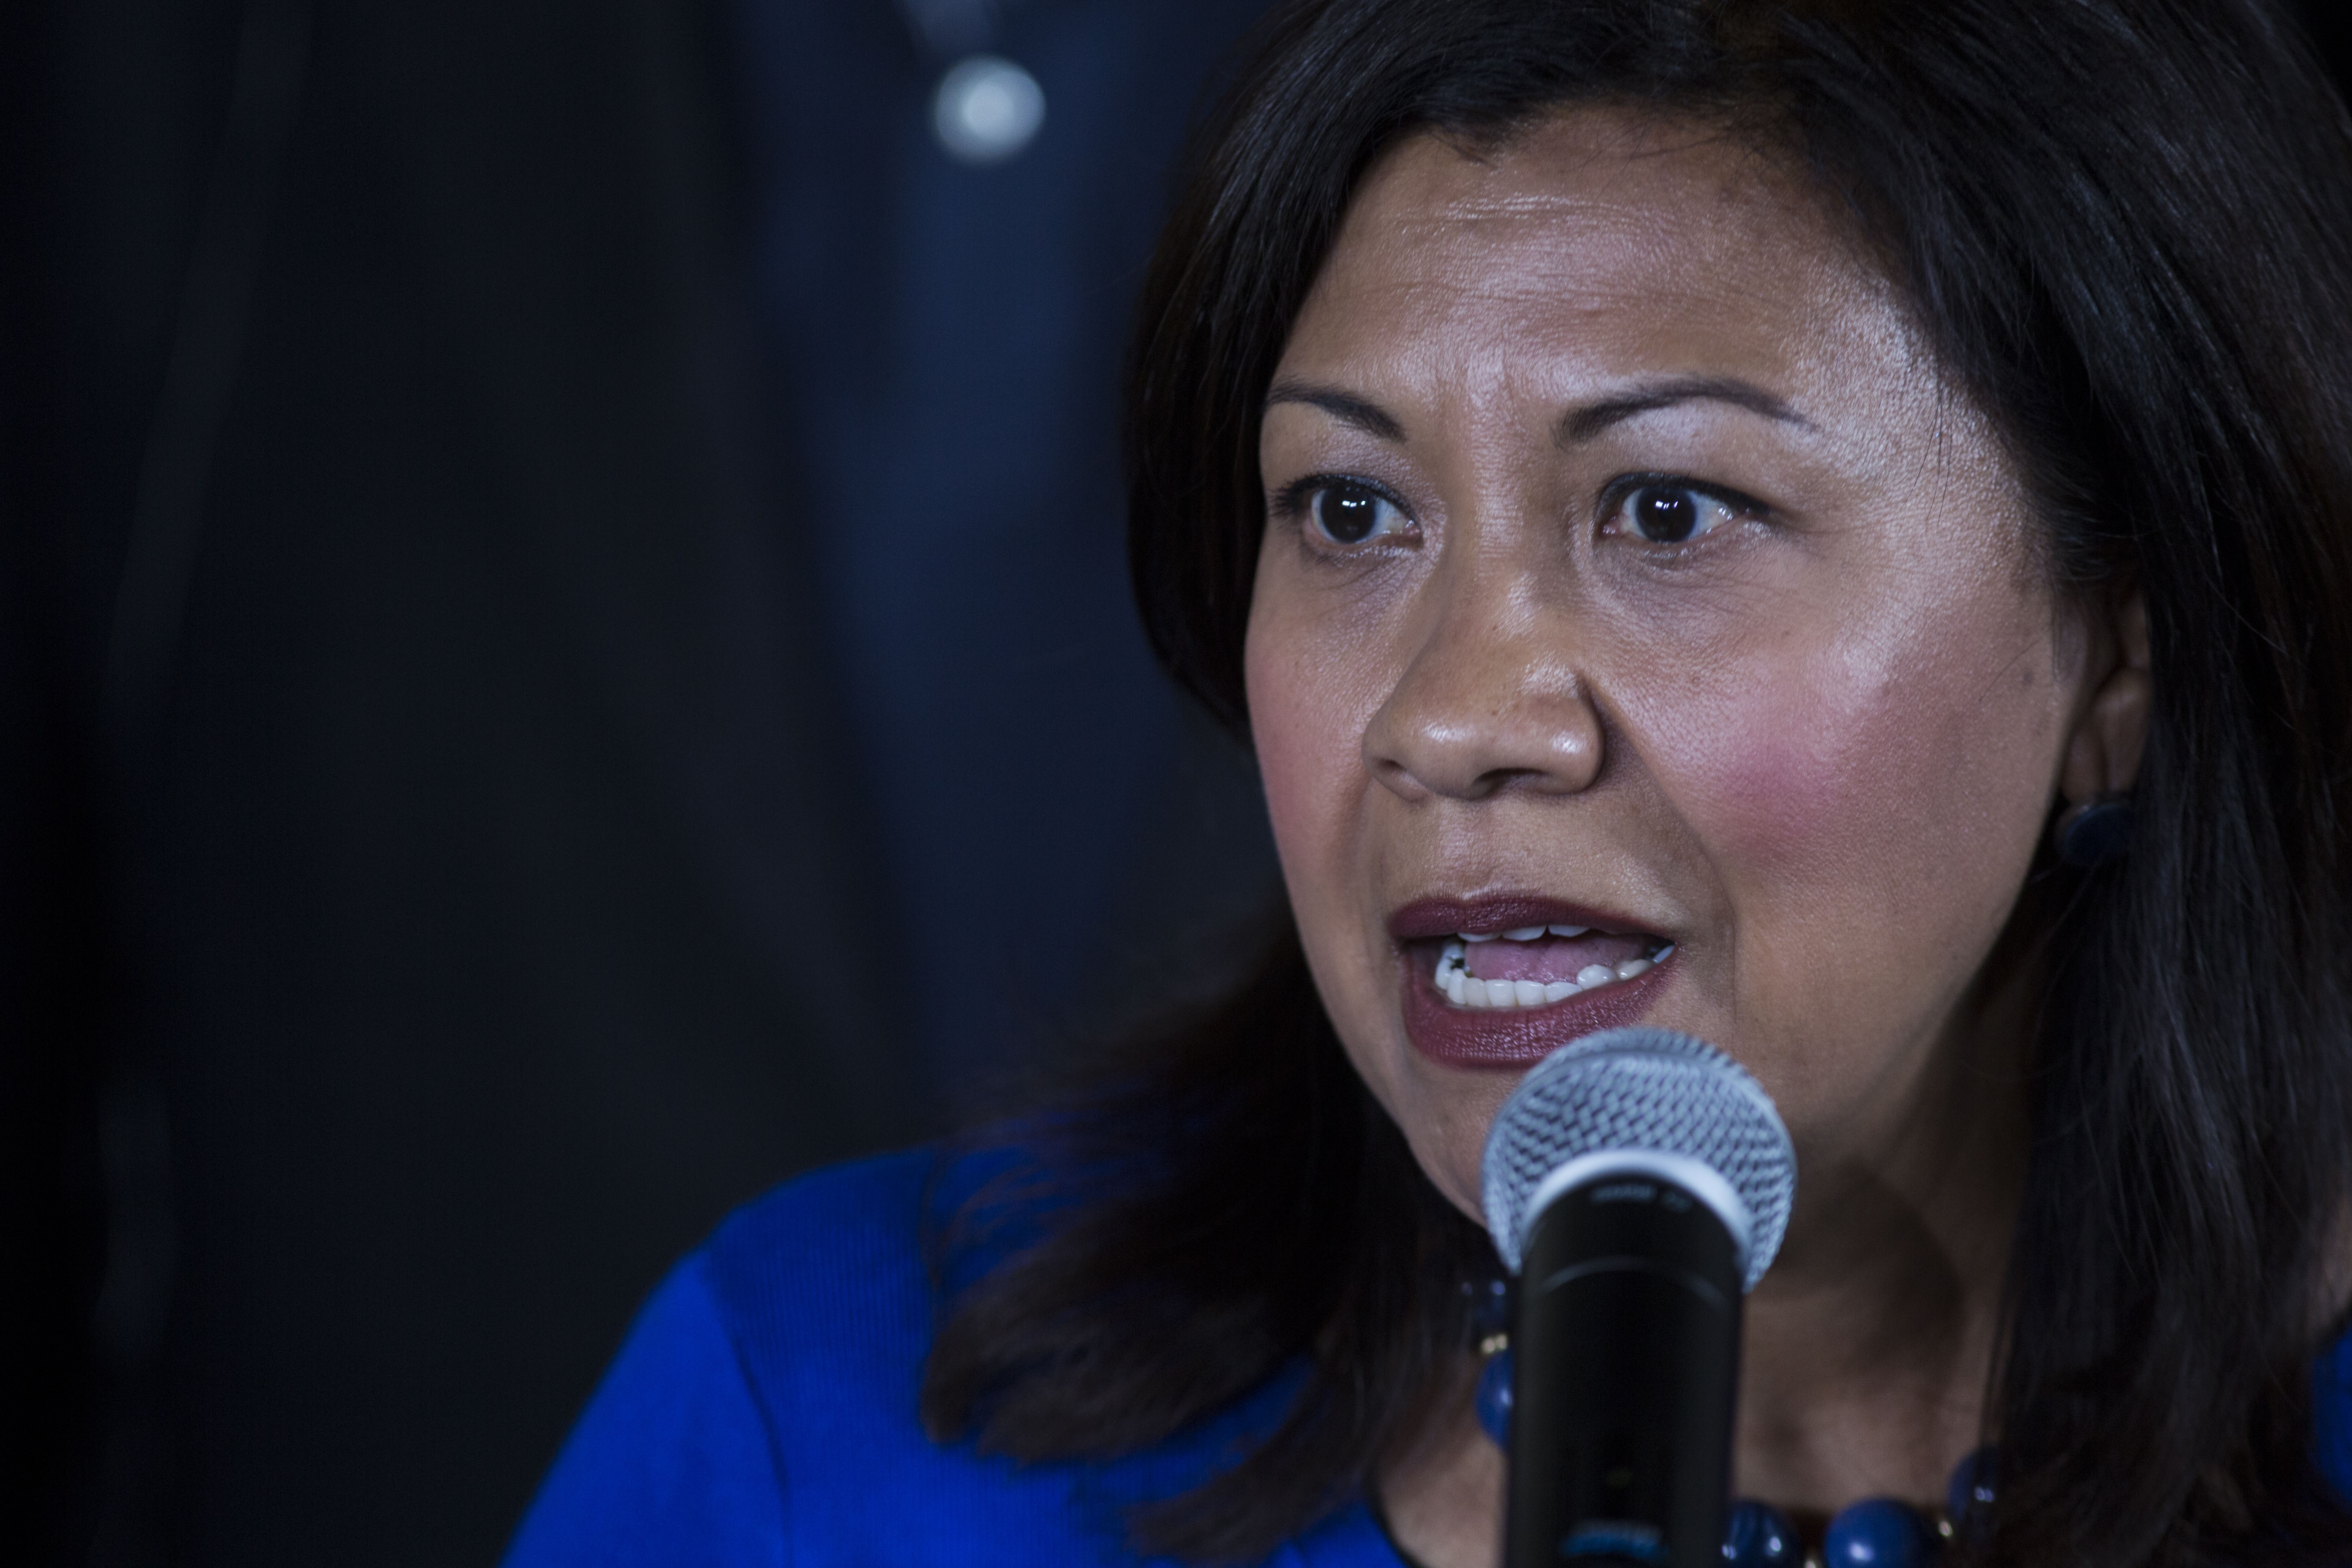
left=1273, top=472, right=1770, bottom=550
left=1596, top=473, right=1771, bottom=546
left=1272, top=474, right=1417, bottom=548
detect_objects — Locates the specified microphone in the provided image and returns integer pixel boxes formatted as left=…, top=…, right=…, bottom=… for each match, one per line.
left=1480, top=1028, right=1797, bottom=1568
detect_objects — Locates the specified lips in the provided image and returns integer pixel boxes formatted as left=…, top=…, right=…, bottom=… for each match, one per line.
left=1388, top=895, right=1675, bottom=1069
left=1388, top=895, right=1644, bottom=944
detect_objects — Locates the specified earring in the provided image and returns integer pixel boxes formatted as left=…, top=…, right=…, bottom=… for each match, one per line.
left=2054, top=793, right=2134, bottom=868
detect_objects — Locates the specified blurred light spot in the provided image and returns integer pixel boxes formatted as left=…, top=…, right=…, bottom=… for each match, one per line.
left=933, top=56, right=1045, bottom=165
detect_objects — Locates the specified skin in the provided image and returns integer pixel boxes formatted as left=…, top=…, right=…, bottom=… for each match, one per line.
left=1243, top=110, right=2151, bottom=1568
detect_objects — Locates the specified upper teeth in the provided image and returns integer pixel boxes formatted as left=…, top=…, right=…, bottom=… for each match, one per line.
left=1432, top=933, right=1670, bottom=1011
left=1463, top=923, right=1588, bottom=942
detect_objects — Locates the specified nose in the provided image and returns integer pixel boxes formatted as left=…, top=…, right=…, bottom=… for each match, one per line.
left=1361, top=573, right=1604, bottom=803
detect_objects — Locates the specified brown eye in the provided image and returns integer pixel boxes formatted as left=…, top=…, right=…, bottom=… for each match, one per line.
left=1613, top=482, right=1751, bottom=544
left=1309, top=481, right=1407, bottom=544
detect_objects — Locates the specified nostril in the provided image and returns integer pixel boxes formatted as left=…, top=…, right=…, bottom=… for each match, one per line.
left=1365, top=749, right=1432, bottom=801
left=1471, top=765, right=1553, bottom=798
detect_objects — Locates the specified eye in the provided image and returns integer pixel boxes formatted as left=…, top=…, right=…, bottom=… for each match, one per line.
left=1300, top=479, right=1411, bottom=545
left=1604, top=479, right=1762, bottom=545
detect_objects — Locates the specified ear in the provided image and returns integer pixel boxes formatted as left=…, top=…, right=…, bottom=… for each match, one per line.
left=2059, top=590, right=2152, bottom=804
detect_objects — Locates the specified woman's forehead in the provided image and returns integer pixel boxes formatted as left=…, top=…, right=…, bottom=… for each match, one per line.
left=1281, top=110, right=1917, bottom=409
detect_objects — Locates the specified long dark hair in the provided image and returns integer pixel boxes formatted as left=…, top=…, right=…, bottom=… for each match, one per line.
left=922, top=2, right=2352, bottom=1564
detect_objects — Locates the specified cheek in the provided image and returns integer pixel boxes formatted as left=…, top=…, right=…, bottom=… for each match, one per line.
left=1245, top=636, right=1328, bottom=870
left=1675, top=662, right=1934, bottom=874
left=1244, top=595, right=1388, bottom=890
left=1638, top=600, right=2067, bottom=956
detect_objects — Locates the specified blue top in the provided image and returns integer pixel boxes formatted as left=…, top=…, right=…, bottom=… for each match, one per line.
left=506, top=1151, right=2352, bottom=1567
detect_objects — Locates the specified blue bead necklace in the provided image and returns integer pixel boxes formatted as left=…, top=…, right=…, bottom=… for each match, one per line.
left=1473, top=1343, right=1994, bottom=1566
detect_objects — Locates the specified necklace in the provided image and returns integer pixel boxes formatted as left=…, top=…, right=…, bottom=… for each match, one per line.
left=1472, top=1335, right=1995, bottom=1566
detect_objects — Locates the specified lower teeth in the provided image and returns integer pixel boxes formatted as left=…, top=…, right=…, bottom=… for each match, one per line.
left=1435, top=942, right=1670, bottom=1011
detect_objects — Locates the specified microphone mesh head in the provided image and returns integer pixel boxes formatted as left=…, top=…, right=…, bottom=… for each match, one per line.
left=1480, top=1027, right=1796, bottom=1292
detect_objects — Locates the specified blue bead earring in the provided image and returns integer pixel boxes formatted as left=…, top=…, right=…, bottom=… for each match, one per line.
left=2054, top=792, right=2134, bottom=868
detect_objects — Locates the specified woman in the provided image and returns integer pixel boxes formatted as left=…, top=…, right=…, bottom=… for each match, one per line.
left=506, top=1, right=2352, bottom=1564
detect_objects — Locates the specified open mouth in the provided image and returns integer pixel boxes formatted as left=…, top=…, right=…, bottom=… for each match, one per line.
left=1388, top=898, right=1677, bottom=1068
left=1428, top=924, right=1676, bottom=1011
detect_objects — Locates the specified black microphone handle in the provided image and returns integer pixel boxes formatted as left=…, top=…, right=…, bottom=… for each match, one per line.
left=1503, top=1172, right=1745, bottom=1568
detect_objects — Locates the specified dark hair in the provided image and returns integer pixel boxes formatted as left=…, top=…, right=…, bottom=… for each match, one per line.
left=923, top=2, right=2352, bottom=1564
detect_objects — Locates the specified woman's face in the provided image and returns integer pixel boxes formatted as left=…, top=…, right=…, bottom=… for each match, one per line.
left=1247, top=111, right=2091, bottom=1223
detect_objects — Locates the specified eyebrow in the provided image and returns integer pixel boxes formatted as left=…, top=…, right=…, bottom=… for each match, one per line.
left=1263, top=380, right=1407, bottom=442
left=1262, top=374, right=1813, bottom=448
left=1556, top=376, right=1814, bottom=443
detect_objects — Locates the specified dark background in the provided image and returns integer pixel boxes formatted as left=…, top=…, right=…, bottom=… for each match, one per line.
left=2, top=2, right=2343, bottom=1564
